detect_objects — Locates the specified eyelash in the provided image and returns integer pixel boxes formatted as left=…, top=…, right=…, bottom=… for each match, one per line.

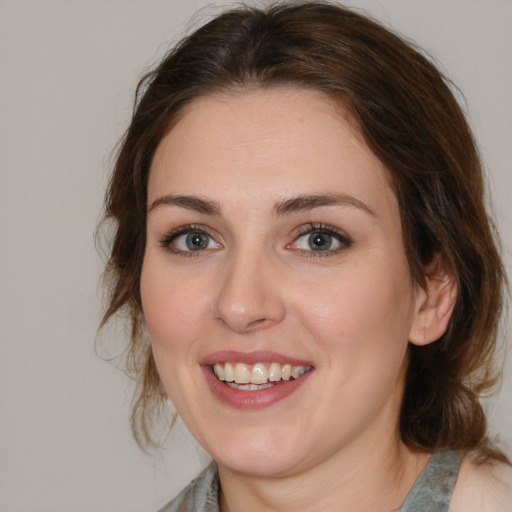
left=158, top=223, right=353, bottom=258
left=159, top=224, right=220, bottom=257
left=290, top=223, right=353, bottom=258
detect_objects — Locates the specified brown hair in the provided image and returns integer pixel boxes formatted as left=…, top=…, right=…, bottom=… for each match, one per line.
left=99, top=1, right=508, bottom=458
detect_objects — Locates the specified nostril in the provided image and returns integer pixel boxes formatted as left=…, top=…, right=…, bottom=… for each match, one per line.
left=248, top=318, right=274, bottom=330
left=215, top=315, right=275, bottom=333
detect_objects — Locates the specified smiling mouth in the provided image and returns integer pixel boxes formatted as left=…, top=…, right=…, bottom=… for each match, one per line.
left=212, top=362, right=313, bottom=390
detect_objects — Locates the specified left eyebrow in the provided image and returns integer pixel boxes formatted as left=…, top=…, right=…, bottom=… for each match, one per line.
left=274, top=193, right=375, bottom=217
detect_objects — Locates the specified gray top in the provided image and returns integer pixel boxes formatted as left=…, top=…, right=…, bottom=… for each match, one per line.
left=395, top=450, right=463, bottom=511
left=157, top=450, right=463, bottom=512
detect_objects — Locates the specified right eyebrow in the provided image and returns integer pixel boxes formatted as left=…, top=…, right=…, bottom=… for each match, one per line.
left=147, top=195, right=222, bottom=216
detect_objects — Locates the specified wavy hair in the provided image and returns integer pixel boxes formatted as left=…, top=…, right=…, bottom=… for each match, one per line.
left=99, top=1, right=508, bottom=458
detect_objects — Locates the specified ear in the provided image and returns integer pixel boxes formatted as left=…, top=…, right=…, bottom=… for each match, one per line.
left=409, top=254, right=457, bottom=347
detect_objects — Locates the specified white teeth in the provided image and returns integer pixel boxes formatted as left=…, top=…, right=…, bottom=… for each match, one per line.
left=213, top=361, right=311, bottom=387
left=281, top=364, right=292, bottom=381
left=226, top=382, right=275, bottom=391
left=214, top=363, right=225, bottom=380
left=251, top=363, right=268, bottom=384
left=234, top=363, right=251, bottom=384
left=268, top=362, right=281, bottom=382
left=224, top=362, right=234, bottom=382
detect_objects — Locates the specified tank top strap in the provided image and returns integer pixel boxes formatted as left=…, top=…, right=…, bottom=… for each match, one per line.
left=395, top=450, right=463, bottom=512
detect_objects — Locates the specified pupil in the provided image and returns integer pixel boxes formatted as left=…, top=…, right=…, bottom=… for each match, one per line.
left=309, top=232, right=332, bottom=251
left=186, top=233, right=208, bottom=250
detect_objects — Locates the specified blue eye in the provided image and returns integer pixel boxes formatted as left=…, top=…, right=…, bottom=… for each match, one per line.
left=295, top=231, right=341, bottom=252
left=290, top=225, right=352, bottom=255
left=305, top=232, right=337, bottom=251
left=161, top=226, right=221, bottom=254
left=179, top=232, right=212, bottom=251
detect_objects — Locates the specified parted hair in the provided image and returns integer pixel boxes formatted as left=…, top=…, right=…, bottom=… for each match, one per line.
left=100, top=1, right=508, bottom=458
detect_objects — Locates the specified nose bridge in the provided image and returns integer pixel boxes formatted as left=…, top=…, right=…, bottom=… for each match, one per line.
left=213, top=241, right=286, bottom=333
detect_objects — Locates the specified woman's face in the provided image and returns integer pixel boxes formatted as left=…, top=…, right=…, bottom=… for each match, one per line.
left=141, top=88, right=424, bottom=477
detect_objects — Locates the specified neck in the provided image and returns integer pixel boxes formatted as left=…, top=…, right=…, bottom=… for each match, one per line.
left=217, top=432, right=430, bottom=512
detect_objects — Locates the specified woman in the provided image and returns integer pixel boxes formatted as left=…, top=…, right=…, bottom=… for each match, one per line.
left=100, top=2, right=512, bottom=510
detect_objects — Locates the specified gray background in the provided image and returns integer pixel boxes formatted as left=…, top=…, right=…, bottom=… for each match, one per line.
left=1, top=1, right=510, bottom=511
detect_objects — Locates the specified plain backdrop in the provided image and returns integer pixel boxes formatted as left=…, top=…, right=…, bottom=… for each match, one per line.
left=1, top=1, right=511, bottom=511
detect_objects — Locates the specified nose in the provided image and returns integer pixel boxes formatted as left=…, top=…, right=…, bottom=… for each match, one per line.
left=212, top=249, right=286, bottom=334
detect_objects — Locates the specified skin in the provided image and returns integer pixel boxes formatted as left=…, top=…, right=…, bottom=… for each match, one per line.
left=141, top=88, right=459, bottom=511
left=451, top=454, right=512, bottom=512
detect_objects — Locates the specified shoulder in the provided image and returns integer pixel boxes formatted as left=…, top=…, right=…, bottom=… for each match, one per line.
left=449, top=451, right=512, bottom=512
left=156, top=462, right=219, bottom=512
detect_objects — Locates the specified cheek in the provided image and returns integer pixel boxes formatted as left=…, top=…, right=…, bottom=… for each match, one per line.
left=140, top=258, right=208, bottom=355
left=294, top=264, right=415, bottom=367
left=140, top=261, right=213, bottom=409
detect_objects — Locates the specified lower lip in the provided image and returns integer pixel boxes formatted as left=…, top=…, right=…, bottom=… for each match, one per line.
left=201, top=366, right=313, bottom=409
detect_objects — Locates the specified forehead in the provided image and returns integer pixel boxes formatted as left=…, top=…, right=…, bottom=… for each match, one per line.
left=148, top=88, right=397, bottom=219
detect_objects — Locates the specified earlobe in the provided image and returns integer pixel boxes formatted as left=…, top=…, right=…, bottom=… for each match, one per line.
left=409, top=255, right=458, bottom=347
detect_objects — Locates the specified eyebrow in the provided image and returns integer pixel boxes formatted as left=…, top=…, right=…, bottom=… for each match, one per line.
left=147, top=193, right=375, bottom=217
left=148, top=195, right=222, bottom=216
left=274, top=193, right=375, bottom=217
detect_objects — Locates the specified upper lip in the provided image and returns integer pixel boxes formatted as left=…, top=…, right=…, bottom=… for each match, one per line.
left=200, top=350, right=313, bottom=367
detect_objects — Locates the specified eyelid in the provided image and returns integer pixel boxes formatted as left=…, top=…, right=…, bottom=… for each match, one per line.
left=287, top=223, right=353, bottom=256
left=159, top=224, right=222, bottom=255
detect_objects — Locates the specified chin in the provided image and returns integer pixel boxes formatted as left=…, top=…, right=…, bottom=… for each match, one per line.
left=216, top=450, right=305, bottom=478
left=205, top=427, right=310, bottom=477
